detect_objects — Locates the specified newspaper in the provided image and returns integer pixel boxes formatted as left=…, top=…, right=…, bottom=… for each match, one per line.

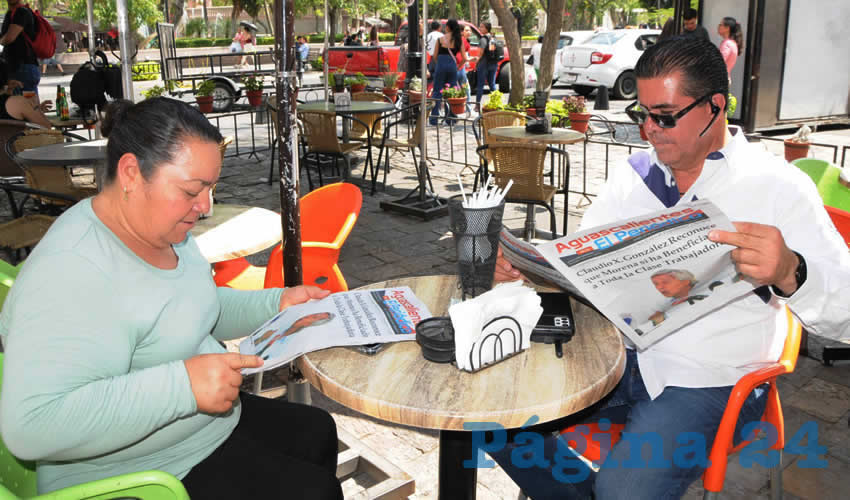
left=239, top=287, right=432, bottom=374
left=531, top=200, right=754, bottom=350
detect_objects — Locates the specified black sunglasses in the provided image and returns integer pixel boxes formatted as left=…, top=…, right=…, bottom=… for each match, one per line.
left=626, top=93, right=717, bottom=129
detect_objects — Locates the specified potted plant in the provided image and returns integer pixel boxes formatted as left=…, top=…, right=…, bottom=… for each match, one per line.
left=142, top=84, right=167, bottom=100
left=564, top=95, right=590, bottom=133
left=195, top=79, right=216, bottom=113
left=382, top=72, right=400, bottom=102
left=348, top=72, right=367, bottom=93
left=408, top=76, right=423, bottom=102
left=784, top=124, right=812, bottom=162
left=521, top=94, right=537, bottom=116
left=441, top=84, right=468, bottom=115
left=242, top=74, right=264, bottom=107
left=332, top=69, right=346, bottom=93
left=482, top=90, right=504, bottom=113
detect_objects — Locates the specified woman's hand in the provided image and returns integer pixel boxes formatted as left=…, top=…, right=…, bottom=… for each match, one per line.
left=184, top=353, right=262, bottom=413
left=279, top=285, right=331, bottom=310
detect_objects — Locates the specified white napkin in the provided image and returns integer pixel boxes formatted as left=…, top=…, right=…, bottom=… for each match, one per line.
left=449, top=281, right=543, bottom=371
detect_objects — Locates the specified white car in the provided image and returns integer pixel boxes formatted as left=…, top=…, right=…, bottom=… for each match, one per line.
left=558, top=29, right=660, bottom=99
left=553, top=31, right=595, bottom=83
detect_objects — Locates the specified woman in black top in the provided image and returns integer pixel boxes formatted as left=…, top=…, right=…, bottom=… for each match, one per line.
left=429, top=19, right=467, bottom=125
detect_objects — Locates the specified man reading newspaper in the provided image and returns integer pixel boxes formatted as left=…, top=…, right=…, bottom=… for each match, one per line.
left=490, top=37, right=850, bottom=499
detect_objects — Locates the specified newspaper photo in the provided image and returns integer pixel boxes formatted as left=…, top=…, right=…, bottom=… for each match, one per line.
left=239, top=287, right=432, bottom=374
left=535, top=200, right=755, bottom=350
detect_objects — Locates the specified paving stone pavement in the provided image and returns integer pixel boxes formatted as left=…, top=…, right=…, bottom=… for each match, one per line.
left=3, top=108, right=849, bottom=499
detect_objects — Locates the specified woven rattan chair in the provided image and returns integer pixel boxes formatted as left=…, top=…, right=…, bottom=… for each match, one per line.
left=6, top=129, right=97, bottom=212
left=476, top=142, right=566, bottom=239
left=349, top=92, right=392, bottom=143
left=369, top=102, right=434, bottom=195
left=298, top=109, right=362, bottom=191
left=472, top=111, right=529, bottom=188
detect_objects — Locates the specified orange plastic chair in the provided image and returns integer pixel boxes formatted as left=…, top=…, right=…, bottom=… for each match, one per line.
left=825, top=205, right=850, bottom=247
left=559, top=307, right=801, bottom=500
left=213, top=183, right=362, bottom=292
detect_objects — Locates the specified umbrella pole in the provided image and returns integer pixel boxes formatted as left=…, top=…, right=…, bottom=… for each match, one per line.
left=275, top=0, right=302, bottom=286
left=85, top=0, right=95, bottom=59
left=323, top=0, right=329, bottom=103
left=116, top=0, right=134, bottom=101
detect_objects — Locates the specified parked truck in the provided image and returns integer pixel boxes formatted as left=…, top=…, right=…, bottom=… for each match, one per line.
left=327, top=19, right=516, bottom=93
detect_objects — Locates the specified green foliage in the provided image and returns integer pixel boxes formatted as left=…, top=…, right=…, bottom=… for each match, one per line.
left=409, top=76, right=422, bottom=92
left=521, top=35, right=539, bottom=41
left=174, top=38, right=231, bottom=48
left=196, top=80, right=216, bottom=97
left=483, top=90, right=505, bottom=111
left=142, top=85, right=167, bottom=99
left=727, top=93, right=737, bottom=117
left=345, top=73, right=366, bottom=86
left=184, top=18, right=207, bottom=38
left=310, top=55, right=324, bottom=70
left=441, top=84, right=468, bottom=99
left=256, top=36, right=275, bottom=45
left=382, top=72, right=400, bottom=88
left=69, top=0, right=162, bottom=32
left=242, top=74, right=264, bottom=91
left=307, top=33, right=345, bottom=43
left=379, top=33, right=395, bottom=41
left=131, top=61, right=160, bottom=81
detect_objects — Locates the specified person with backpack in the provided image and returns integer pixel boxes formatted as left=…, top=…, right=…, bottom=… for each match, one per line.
left=475, top=21, right=499, bottom=106
left=0, top=0, right=47, bottom=101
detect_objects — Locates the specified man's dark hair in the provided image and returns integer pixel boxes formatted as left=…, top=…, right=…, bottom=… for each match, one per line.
left=429, top=21, right=440, bottom=31
left=482, top=21, right=492, bottom=33
left=683, top=8, right=698, bottom=20
left=634, top=37, right=729, bottom=110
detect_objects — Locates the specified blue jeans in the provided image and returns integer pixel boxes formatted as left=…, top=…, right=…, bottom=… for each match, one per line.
left=475, top=61, right=497, bottom=103
left=430, top=53, right=458, bottom=122
left=13, top=64, right=41, bottom=95
left=488, top=349, right=767, bottom=500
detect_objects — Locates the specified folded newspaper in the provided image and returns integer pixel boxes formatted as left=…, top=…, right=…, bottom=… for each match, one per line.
left=239, top=287, right=432, bottom=374
left=503, top=200, right=755, bottom=350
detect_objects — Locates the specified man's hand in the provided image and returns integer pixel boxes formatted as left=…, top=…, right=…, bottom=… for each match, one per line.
left=184, top=353, right=262, bottom=414
left=494, top=246, right=528, bottom=283
left=38, top=100, right=53, bottom=112
left=708, top=222, right=800, bottom=295
left=279, top=285, right=330, bottom=310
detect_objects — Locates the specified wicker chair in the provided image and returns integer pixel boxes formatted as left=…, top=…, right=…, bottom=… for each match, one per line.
left=6, top=129, right=97, bottom=212
left=369, top=102, right=434, bottom=195
left=476, top=142, right=566, bottom=239
left=298, top=109, right=363, bottom=191
left=472, top=111, right=529, bottom=188
left=349, top=92, right=392, bottom=143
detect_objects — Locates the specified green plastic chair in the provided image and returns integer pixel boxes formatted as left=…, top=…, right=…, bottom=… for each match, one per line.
left=0, top=353, right=191, bottom=499
left=792, top=158, right=850, bottom=212
left=0, top=259, right=22, bottom=313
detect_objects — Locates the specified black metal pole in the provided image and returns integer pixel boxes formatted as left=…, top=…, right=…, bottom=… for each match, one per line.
left=405, top=1, right=421, bottom=93
left=275, top=0, right=303, bottom=286
left=164, top=0, right=170, bottom=24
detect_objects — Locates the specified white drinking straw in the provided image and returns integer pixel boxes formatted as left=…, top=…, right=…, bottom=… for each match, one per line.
left=457, top=173, right=468, bottom=205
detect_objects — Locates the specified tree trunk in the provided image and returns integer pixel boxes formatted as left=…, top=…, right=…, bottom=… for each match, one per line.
left=231, top=6, right=241, bottom=36
left=489, top=0, right=524, bottom=105
left=264, top=0, right=274, bottom=38
left=328, top=7, right=338, bottom=47
left=172, top=0, right=185, bottom=28
left=448, top=0, right=457, bottom=19
left=470, top=0, right=479, bottom=25
left=536, top=0, right=566, bottom=93
left=202, top=0, right=209, bottom=37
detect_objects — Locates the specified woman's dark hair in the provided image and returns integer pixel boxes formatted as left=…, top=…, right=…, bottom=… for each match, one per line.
left=369, top=26, right=377, bottom=42
left=658, top=18, right=677, bottom=41
left=634, top=37, right=729, bottom=110
left=722, top=16, right=744, bottom=55
left=446, top=19, right=462, bottom=52
left=102, top=97, right=223, bottom=186
left=481, top=21, right=492, bottom=33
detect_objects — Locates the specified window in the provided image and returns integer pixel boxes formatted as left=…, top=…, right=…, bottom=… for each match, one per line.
left=586, top=32, right=626, bottom=46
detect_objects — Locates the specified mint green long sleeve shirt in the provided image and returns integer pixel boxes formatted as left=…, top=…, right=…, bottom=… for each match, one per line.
left=0, top=199, right=283, bottom=493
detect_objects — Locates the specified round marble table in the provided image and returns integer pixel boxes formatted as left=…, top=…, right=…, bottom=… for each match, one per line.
left=299, top=274, right=625, bottom=499
left=297, top=100, right=396, bottom=115
left=15, top=138, right=107, bottom=167
left=488, top=126, right=586, bottom=145
left=190, top=204, right=282, bottom=263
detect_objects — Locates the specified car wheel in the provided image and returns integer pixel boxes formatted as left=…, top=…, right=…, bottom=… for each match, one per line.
left=572, top=85, right=595, bottom=98
left=211, top=81, right=235, bottom=112
left=613, top=71, right=637, bottom=100
left=498, top=62, right=511, bottom=93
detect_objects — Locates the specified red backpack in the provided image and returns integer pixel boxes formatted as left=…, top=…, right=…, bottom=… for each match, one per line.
left=10, top=4, right=56, bottom=60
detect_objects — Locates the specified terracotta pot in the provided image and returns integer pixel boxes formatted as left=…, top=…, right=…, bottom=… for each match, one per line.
left=784, top=139, right=810, bottom=162
left=639, top=125, right=648, bottom=141
left=382, top=87, right=398, bottom=103
left=569, top=111, right=591, bottom=133
left=245, top=89, right=263, bottom=107
left=350, top=83, right=366, bottom=93
left=197, top=95, right=214, bottom=113
left=526, top=107, right=537, bottom=117
left=447, top=97, right=467, bottom=115
left=481, top=107, right=497, bottom=114
left=408, top=90, right=422, bottom=103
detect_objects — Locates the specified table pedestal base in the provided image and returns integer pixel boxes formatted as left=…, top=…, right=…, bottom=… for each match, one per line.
left=439, top=430, right=478, bottom=500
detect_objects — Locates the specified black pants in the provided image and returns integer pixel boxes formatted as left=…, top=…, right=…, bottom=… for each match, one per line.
left=182, top=392, right=343, bottom=499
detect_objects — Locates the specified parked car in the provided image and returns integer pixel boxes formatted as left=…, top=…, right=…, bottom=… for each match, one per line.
left=557, top=29, right=660, bottom=99
left=552, top=30, right=596, bottom=83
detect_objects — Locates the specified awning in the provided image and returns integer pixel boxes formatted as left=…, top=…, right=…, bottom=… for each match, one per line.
left=49, top=16, right=89, bottom=32
left=363, top=16, right=388, bottom=28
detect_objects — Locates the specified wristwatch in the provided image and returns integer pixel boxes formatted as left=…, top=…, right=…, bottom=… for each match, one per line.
left=772, top=250, right=806, bottom=298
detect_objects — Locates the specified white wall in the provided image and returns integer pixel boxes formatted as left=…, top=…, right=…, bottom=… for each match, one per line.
left=778, top=0, right=850, bottom=120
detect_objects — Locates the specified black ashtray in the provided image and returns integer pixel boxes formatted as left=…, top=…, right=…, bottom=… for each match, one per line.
left=416, top=317, right=456, bottom=363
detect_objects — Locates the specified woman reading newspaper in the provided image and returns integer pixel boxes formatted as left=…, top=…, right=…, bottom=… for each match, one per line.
left=0, top=98, right=343, bottom=499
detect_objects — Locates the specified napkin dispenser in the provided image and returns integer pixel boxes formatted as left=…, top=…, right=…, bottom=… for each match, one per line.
left=333, top=90, right=351, bottom=107
left=525, top=116, right=551, bottom=135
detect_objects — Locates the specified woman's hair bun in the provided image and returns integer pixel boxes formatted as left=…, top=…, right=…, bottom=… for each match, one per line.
left=101, top=99, right=134, bottom=138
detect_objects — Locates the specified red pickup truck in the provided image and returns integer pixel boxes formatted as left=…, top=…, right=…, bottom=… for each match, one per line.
left=327, top=19, right=513, bottom=92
